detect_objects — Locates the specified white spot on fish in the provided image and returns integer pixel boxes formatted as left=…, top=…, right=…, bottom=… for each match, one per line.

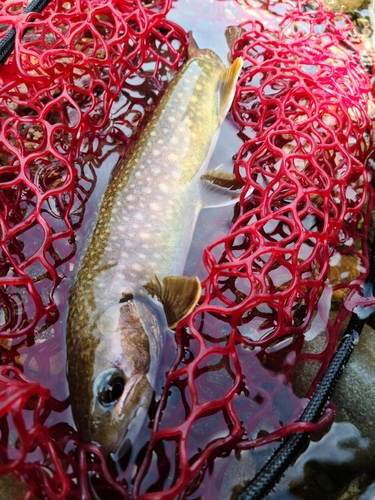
left=126, top=194, right=135, bottom=201
left=154, top=167, right=161, bottom=174
left=168, top=116, right=176, bottom=123
left=132, top=263, right=142, bottom=271
left=140, top=232, right=150, bottom=239
left=159, top=183, right=168, bottom=193
left=171, top=137, right=178, bottom=145
left=150, top=203, right=161, bottom=211
left=153, top=150, right=160, bottom=156
left=168, top=153, right=178, bottom=162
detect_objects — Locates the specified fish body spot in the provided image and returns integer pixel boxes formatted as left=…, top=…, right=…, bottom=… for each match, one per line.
left=168, top=153, right=178, bottom=162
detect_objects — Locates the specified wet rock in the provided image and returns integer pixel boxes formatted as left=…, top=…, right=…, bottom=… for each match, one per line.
left=268, top=323, right=375, bottom=500
left=0, top=474, right=31, bottom=500
left=332, top=323, right=375, bottom=450
left=267, top=422, right=374, bottom=500
left=322, top=0, right=366, bottom=13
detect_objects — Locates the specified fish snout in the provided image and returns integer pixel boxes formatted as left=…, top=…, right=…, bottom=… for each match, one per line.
left=87, top=372, right=154, bottom=454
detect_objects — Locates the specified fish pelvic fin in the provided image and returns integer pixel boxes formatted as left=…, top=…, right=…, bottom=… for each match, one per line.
left=144, top=275, right=201, bottom=329
left=201, top=169, right=243, bottom=190
left=219, top=57, right=243, bottom=122
left=200, top=169, right=242, bottom=208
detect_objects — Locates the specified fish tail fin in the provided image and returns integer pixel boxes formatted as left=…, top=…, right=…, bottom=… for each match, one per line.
left=218, top=57, right=243, bottom=121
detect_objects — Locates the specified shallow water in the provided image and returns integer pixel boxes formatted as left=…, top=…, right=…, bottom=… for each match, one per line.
left=1, top=0, right=375, bottom=498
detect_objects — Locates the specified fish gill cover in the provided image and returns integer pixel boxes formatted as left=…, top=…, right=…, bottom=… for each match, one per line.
left=0, top=0, right=374, bottom=499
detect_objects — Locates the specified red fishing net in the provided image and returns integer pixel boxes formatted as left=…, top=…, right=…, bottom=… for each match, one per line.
left=0, top=0, right=374, bottom=499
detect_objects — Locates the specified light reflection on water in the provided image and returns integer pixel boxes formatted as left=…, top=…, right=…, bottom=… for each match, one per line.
left=30, top=0, right=375, bottom=496
left=167, top=0, right=375, bottom=498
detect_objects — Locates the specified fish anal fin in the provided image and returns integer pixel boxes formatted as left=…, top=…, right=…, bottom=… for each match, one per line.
left=188, top=31, right=200, bottom=57
left=219, top=57, right=243, bottom=121
left=144, top=275, right=201, bottom=328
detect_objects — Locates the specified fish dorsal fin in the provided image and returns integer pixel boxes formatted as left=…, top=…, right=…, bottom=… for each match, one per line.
left=218, top=57, right=243, bottom=122
left=201, top=169, right=243, bottom=190
left=144, top=275, right=201, bottom=328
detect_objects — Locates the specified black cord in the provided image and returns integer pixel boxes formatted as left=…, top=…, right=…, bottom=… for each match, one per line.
left=237, top=240, right=375, bottom=499
left=0, top=0, right=52, bottom=65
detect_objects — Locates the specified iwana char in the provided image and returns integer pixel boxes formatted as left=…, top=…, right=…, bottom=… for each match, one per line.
left=66, top=38, right=243, bottom=454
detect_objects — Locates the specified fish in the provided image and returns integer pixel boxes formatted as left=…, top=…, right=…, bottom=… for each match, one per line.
left=66, top=38, right=243, bottom=454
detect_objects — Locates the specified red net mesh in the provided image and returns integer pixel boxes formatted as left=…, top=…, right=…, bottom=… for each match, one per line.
left=0, top=0, right=374, bottom=498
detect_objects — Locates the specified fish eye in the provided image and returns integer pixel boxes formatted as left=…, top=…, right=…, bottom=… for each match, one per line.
left=96, top=369, right=126, bottom=407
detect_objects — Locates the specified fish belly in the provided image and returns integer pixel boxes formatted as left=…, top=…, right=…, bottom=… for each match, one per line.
left=78, top=54, right=225, bottom=313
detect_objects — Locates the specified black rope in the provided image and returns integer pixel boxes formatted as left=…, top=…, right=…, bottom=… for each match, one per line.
left=0, top=0, right=52, bottom=65
left=237, top=235, right=375, bottom=500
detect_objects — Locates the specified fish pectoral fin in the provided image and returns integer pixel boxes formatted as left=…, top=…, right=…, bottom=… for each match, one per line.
left=200, top=171, right=242, bottom=208
left=144, top=275, right=201, bottom=328
left=218, top=57, right=243, bottom=121
left=201, top=169, right=243, bottom=190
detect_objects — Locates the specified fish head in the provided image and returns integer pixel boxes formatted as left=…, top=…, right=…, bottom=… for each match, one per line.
left=70, top=297, right=164, bottom=453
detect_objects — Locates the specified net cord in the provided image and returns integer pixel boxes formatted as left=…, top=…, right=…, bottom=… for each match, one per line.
left=0, top=0, right=52, bottom=65
left=237, top=225, right=375, bottom=499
